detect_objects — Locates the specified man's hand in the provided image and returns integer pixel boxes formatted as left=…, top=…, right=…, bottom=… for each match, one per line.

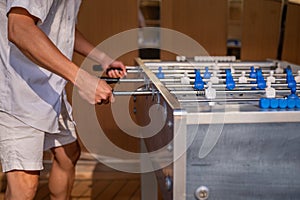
left=105, top=61, right=127, bottom=78
left=74, top=29, right=126, bottom=79
left=75, top=69, right=114, bottom=104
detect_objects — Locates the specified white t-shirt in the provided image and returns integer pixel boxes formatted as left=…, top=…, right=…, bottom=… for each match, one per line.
left=0, top=0, right=82, bottom=133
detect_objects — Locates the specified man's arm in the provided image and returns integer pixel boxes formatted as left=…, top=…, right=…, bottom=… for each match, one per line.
left=7, top=7, right=113, bottom=104
left=8, top=7, right=79, bottom=84
left=74, top=28, right=127, bottom=78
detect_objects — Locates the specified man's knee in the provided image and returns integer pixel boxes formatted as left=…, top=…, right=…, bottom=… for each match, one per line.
left=6, top=170, right=39, bottom=200
left=52, top=141, right=81, bottom=170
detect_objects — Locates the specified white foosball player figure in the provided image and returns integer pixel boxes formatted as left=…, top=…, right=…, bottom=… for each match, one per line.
left=275, top=63, right=284, bottom=74
left=267, top=70, right=276, bottom=83
left=230, top=64, right=235, bottom=74
left=265, top=81, right=276, bottom=98
left=210, top=71, right=219, bottom=84
left=213, top=61, right=219, bottom=71
left=194, top=56, right=200, bottom=62
left=181, top=71, right=191, bottom=85
left=205, top=82, right=216, bottom=99
left=238, top=71, right=248, bottom=83
left=295, top=70, right=300, bottom=83
left=176, top=56, right=186, bottom=62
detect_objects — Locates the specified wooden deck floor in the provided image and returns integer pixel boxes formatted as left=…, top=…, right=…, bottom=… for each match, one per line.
left=0, top=153, right=152, bottom=200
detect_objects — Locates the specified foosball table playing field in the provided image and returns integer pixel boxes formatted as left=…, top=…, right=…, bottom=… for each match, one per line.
left=103, top=56, right=300, bottom=200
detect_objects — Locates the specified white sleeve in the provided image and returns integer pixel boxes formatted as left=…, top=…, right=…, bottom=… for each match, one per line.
left=6, top=0, right=54, bottom=24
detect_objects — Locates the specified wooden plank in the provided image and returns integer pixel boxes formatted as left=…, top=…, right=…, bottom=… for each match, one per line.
left=228, top=0, right=243, bottom=40
left=89, top=180, right=112, bottom=199
left=113, top=180, right=140, bottom=200
left=71, top=180, right=92, bottom=198
left=241, top=0, right=282, bottom=60
left=96, top=180, right=127, bottom=199
left=161, top=0, right=228, bottom=59
left=282, top=2, right=300, bottom=64
left=130, top=188, right=141, bottom=200
left=92, top=172, right=140, bottom=180
left=74, top=0, right=139, bottom=66
left=1, top=161, right=141, bottom=199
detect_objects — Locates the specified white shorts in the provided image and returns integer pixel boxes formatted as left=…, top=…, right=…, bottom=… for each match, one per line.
left=0, top=107, right=77, bottom=172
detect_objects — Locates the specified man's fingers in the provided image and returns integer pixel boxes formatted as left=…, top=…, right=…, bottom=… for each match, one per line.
left=96, top=96, right=114, bottom=105
left=107, top=69, right=125, bottom=78
left=96, top=81, right=114, bottom=105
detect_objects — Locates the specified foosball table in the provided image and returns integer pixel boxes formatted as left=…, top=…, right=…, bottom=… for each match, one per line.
left=106, top=56, right=300, bottom=199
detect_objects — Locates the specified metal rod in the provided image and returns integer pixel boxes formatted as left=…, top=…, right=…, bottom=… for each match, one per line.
left=100, top=77, right=145, bottom=83
left=135, top=69, right=283, bottom=74
left=165, top=72, right=288, bottom=80
left=164, top=79, right=285, bottom=83
left=178, top=98, right=260, bottom=103
left=126, top=66, right=297, bottom=78
left=165, top=83, right=300, bottom=88
left=143, top=61, right=275, bottom=68
left=113, top=91, right=155, bottom=96
left=113, top=89, right=294, bottom=96
left=126, top=66, right=140, bottom=70
left=171, top=90, right=292, bottom=95
left=100, top=77, right=294, bottom=84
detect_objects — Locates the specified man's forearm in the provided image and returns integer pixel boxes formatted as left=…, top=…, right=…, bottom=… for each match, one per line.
left=74, top=28, right=113, bottom=68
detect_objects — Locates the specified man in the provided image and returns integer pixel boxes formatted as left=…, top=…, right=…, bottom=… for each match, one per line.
left=0, top=0, right=126, bottom=199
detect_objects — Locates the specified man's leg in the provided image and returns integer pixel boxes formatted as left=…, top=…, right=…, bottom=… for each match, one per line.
left=48, top=141, right=81, bottom=200
left=0, top=111, right=45, bottom=200
left=5, top=170, right=40, bottom=200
